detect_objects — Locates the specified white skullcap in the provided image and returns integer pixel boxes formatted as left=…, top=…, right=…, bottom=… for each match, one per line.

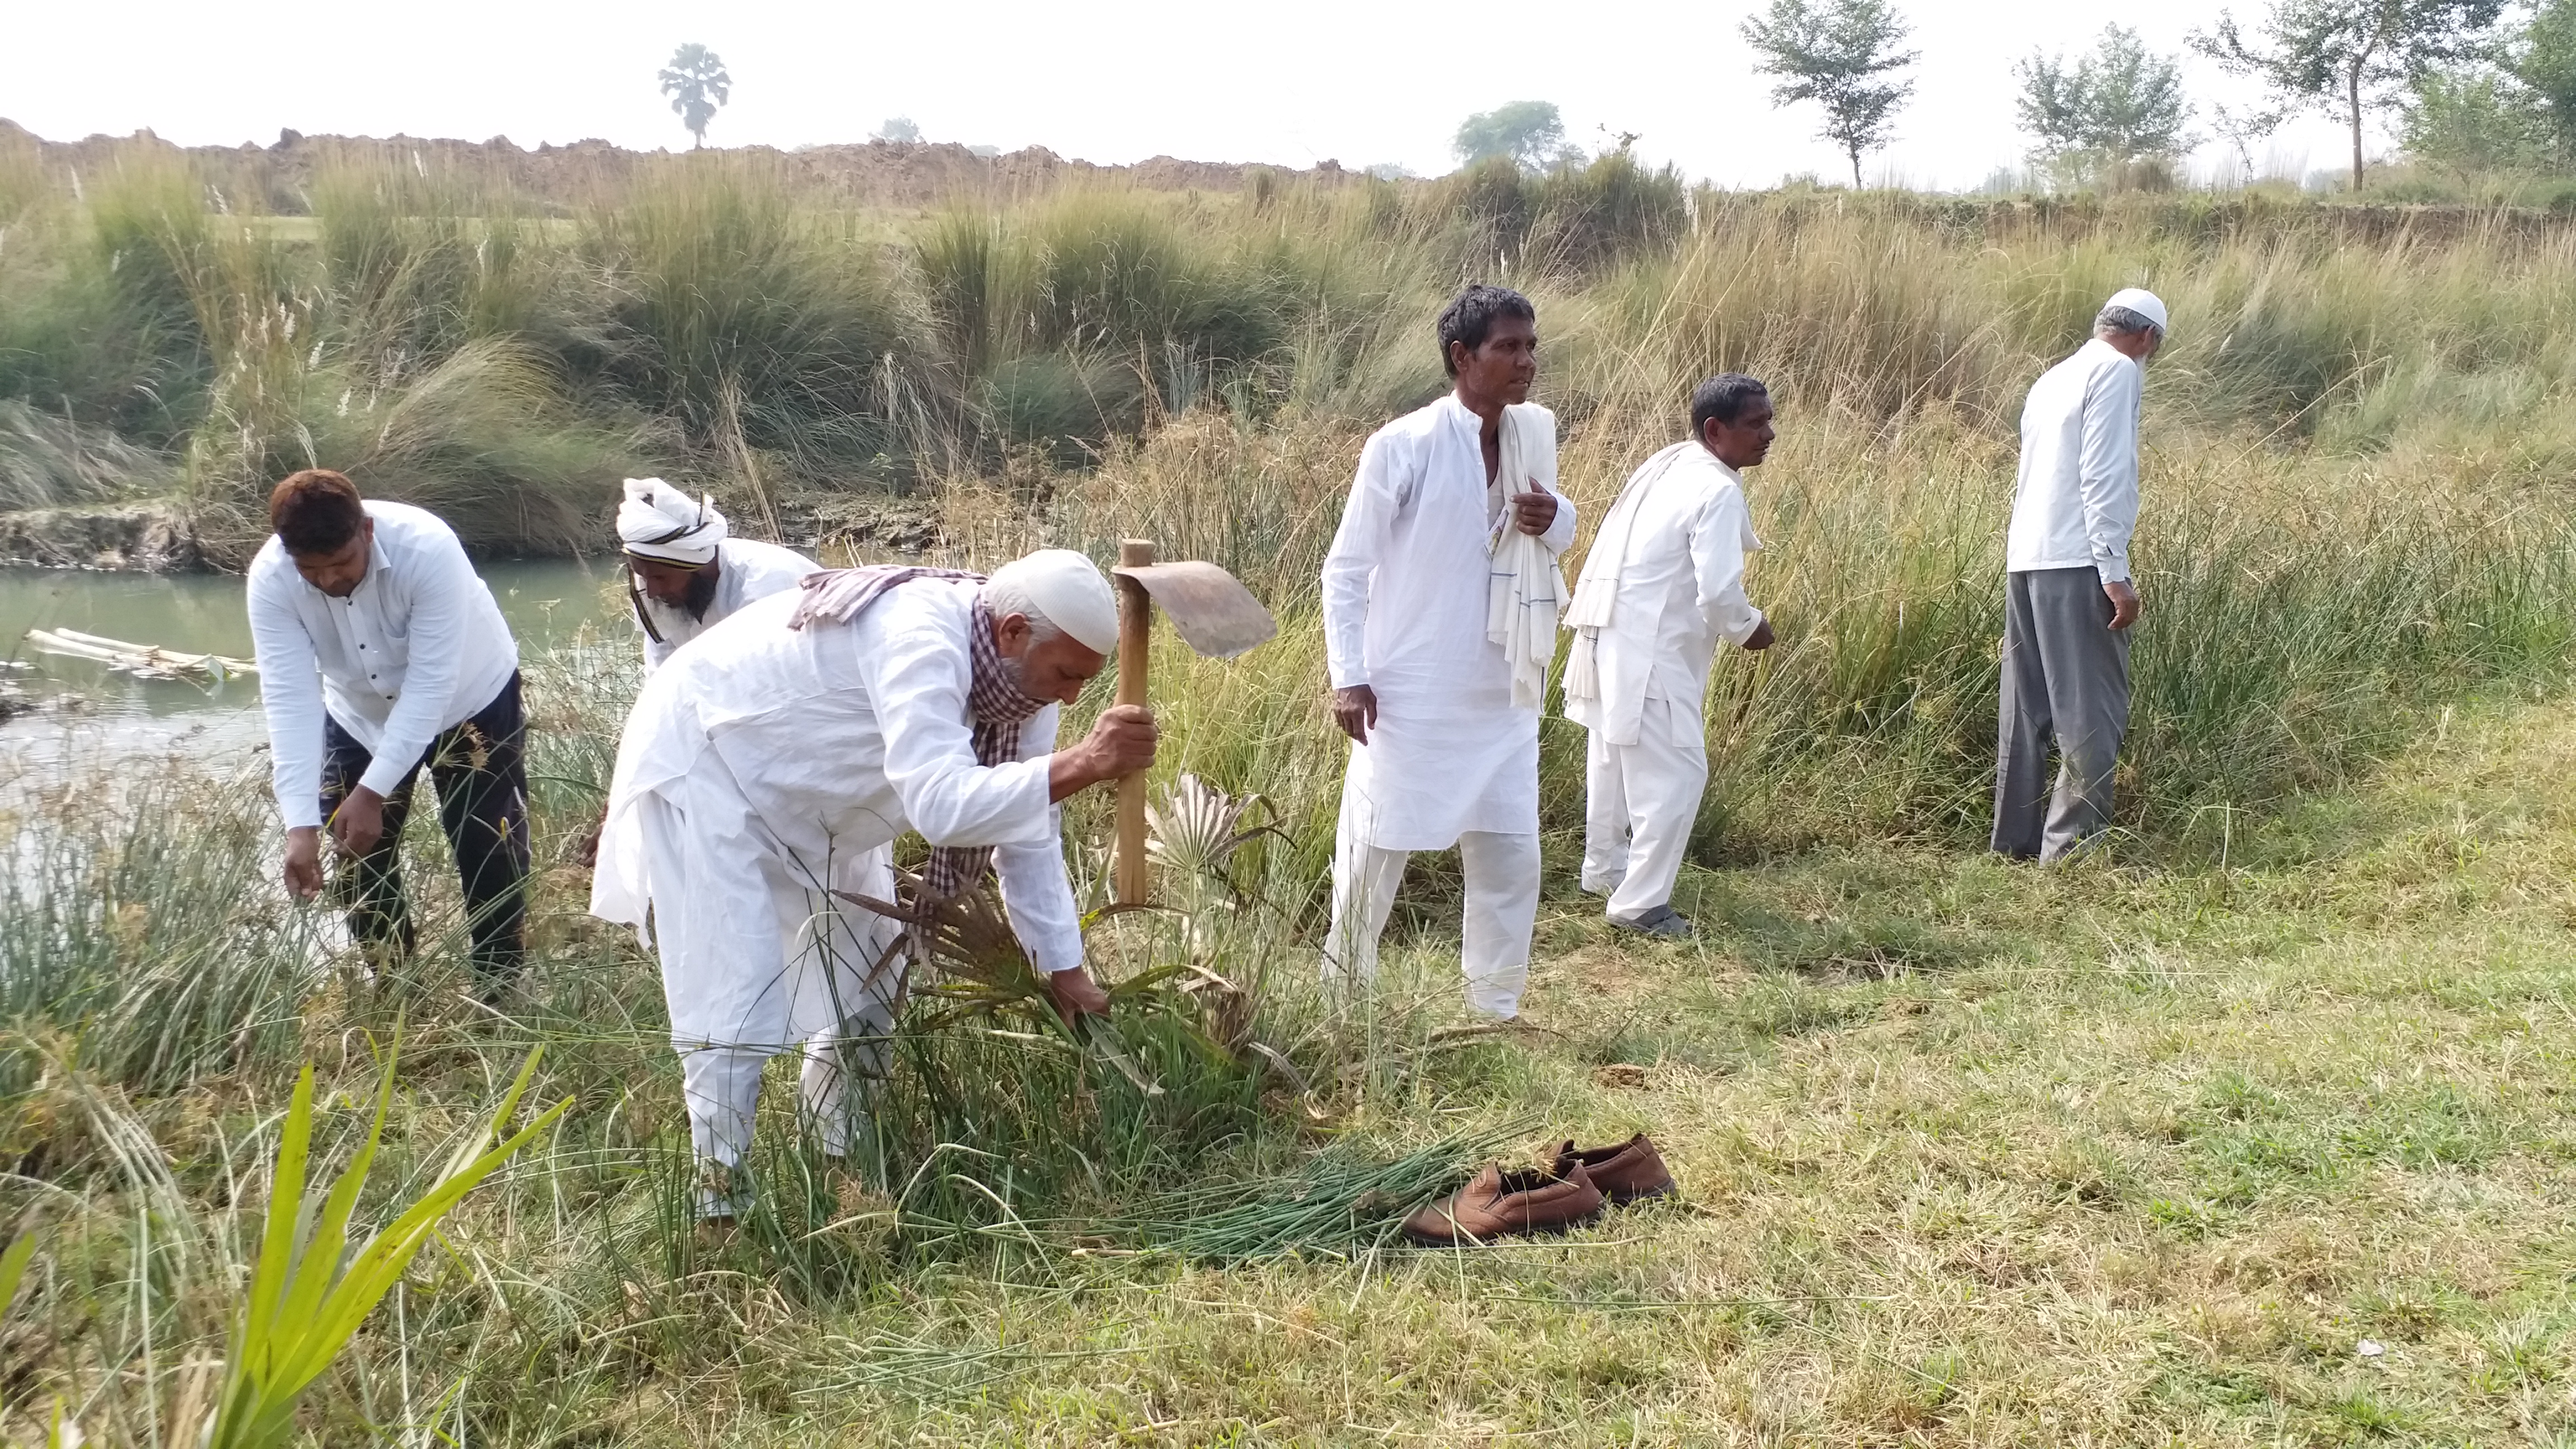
left=618, top=477, right=728, bottom=565
left=987, top=548, right=1120, bottom=655
left=2104, top=287, right=2170, bottom=335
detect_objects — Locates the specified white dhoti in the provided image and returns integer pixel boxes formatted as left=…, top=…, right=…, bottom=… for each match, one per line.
left=1579, top=695, right=1708, bottom=921
left=638, top=749, right=905, bottom=1170
left=1315, top=394, right=1576, bottom=1023
left=1323, top=712, right=1542, bottom=1019
left=1327, top=813, right=1539, bottom=1018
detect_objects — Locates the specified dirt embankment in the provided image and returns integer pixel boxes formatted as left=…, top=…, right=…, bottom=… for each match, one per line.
left=0, top=504, right=204, bottom=572
left=0, top=119, right=1356, bottom=211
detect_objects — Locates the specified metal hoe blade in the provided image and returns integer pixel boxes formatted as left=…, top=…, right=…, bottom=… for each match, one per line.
left=1110, top=561, right=1277, bottom=659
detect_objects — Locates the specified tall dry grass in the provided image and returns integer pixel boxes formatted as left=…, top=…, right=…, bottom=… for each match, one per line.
left=3, top=145, right=2576, bottom=1442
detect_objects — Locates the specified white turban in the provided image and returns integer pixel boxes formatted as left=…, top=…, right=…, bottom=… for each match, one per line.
left=617, top=477, right=727, bottom=566
left=986, top=548, right=1120, bottom=655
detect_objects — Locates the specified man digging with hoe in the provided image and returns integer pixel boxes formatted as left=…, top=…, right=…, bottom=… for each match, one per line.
left=591, top=551, right=1155, bottom=1220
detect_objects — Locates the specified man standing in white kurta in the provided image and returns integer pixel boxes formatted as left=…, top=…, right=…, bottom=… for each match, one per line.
left=1564, top=375, right=1779, bottom=936
left=1320, top=285, right=1577, bottom=1020
left=590, top=550, right=1156, bottom=1216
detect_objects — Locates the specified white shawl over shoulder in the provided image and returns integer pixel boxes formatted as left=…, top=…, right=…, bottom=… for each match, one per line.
left=1486, top=403, right=1568, bottom=712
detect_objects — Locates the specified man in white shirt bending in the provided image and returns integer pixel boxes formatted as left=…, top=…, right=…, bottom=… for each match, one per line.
left=1993, top=288, right=2168, bottom=861
left=1320, top=285, right=1577, bottom=1020
left=590, top=551, right=1154, bottom=1215
left=247, top=470, right=528, bottom=988
left=1564, top=374, right=1778, bottom=936
left=614, top=477, right=818, bottom=672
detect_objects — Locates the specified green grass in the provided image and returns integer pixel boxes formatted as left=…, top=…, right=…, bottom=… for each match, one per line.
left=8, top=657, right=2576, bottom=1442
left=6, top=135, right=2576, bottom=1442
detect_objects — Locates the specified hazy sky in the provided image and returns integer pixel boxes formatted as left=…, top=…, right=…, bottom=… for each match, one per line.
left=16, top=0, right=2365, bottom=191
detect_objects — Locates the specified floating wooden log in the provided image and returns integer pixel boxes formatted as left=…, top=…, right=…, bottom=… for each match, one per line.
left=24, top=628, right=259, bottom=681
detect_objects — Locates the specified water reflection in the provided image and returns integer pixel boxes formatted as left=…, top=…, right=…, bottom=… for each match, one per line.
left=0, top=558, right=626, bottom=764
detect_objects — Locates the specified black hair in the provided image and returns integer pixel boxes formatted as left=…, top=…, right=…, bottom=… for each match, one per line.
left=1436, top=284, right=1537, bottom=378
left=1689, top=373, right=1770, bottom=434
left=269, top=468, right=367, bottom=556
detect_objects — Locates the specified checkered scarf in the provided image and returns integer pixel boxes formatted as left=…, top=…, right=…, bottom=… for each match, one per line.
left=790, top=565, right=1049, bottom=898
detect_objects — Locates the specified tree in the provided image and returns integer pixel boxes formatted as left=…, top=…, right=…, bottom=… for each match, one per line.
left=2513, top=0, right=2576, bottom=156
left=658, top=43, right=731, bottom=149
left=875, top=116, right=921, bottom=144
left=2192, top=0, right=2507, bottom=190
left=1741, top=0, right=1919, bottom=187
left=2016, top=27, right=2193, bottom=186
left=1453, top=101, right=1576, bottom=171
left=2399, top=0, right=2576, bottom=172
left=2401, top=64, right=2551, bottom=170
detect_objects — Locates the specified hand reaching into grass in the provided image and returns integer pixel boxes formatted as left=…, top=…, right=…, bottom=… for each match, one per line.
left=330, top=785, right=387, bottom=856
left=1045, top=965, right=1110, bottom=1023
left=284, top=827, right=325, bottom=901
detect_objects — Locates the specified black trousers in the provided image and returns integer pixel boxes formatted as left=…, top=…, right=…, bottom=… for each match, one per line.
left=321, top=672, right=531, bottom=983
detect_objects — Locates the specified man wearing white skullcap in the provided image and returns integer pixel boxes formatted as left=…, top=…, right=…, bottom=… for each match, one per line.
left=615, top=478, right=821, bottom=671
left=591, top=548, right=1152, bottom=1217
left=1993, top=287, right=2168, bottom=861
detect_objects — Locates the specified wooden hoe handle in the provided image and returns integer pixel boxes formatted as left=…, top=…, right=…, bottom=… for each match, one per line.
left=1114, top=539, right=1155, bottom=905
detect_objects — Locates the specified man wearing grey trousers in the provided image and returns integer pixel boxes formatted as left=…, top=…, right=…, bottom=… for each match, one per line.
left=1992, top=288, right=2168, bottom=861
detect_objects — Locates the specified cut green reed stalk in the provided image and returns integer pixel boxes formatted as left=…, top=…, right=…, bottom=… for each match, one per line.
left=1046, top=1119, right=1536, bottom=1263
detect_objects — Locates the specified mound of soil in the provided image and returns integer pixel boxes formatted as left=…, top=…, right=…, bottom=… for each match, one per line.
left=0, top=118, right=1357, bottom=212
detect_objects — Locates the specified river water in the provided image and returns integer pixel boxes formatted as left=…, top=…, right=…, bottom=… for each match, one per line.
left=0, top=560, right=623, bottom=769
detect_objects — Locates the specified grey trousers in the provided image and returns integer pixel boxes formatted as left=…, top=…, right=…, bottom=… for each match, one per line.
left=1991, top=566, right=2131, bottom=861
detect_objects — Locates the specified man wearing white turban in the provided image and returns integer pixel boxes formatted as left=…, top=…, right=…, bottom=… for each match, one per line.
left=615, top=477, right=820, bottom=671
left=1320, top=284, right=1575, bottom=1021
left=590, top=548, right=1154, bottom=1216
left=1993, top=288, right=2168, bottom=861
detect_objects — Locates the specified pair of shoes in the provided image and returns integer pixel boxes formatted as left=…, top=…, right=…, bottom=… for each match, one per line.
left=1402, top=1133, right=1678, bottom=1246
left=1608, top=904, right=1692, bottom=939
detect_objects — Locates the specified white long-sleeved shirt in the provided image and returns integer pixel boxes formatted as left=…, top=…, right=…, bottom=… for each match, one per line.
left=1564, top=443, right=1764, bottom=747
left=636, top=536, right=818, bottom=671
left=2005, top=337, right=2143, bottom=582
left=591, top=582, right=1083, bottom=974
left=1320, top=394, right=1576, bottom=849
left=247, top=501, right=520, bottom=829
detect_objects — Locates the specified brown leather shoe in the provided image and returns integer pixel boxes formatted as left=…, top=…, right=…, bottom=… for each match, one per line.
left=1551, top=1133, right=1675, bottom=1205
left=1402, top=1162, right=1607, bottom=1246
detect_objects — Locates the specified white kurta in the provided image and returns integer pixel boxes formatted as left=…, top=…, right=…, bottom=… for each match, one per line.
left=2005, top=338, right=2142, bottom=583
left=592, top=581, right=1085, bottom=1058
left=1568, top=443, right=1765, bottom=921
left=637, top=536, right=820, bottom=671
left=1564, top=444, right=1764, bottom=749
left=1321, top=395, right=1576, bottom=850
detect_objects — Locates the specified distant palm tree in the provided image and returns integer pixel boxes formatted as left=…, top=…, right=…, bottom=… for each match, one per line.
left=659, top=44, right=731, bottom=149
